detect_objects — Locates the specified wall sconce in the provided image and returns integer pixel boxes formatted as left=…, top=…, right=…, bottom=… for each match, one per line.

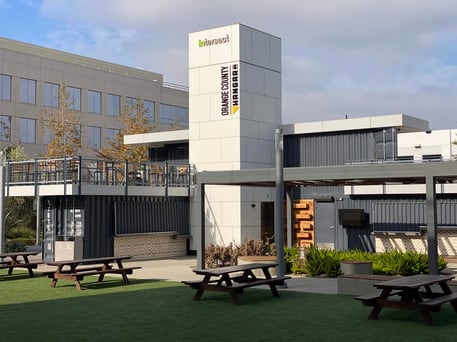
left=251, top=203, right=256, bottom=208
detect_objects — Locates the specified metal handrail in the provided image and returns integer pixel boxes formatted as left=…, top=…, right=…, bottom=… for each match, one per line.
left=6, top=157, right=196, bottom=190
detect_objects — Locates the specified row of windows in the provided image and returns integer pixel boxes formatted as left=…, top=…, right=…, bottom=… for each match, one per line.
left=0, top=73, right=189, bottom=127
left=0, top=114, right=119, bottom=149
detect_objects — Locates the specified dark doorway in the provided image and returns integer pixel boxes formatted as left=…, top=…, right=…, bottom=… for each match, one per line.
left=261, top=202, right=274, bottom=241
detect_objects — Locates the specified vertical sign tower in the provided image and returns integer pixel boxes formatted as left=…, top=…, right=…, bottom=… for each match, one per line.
left=189, top=24, right=281, bottom=251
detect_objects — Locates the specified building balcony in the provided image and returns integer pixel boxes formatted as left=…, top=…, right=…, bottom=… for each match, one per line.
left=5, top=157, right=196, bottom=197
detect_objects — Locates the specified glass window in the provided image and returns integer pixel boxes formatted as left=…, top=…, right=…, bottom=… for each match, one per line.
left=19, top=118, right=36, bottom=143
left=67, top=87, right=81, bottom=111
left=0, top=74, right=11, bottom=101
left=107, top=94, right=120, bottom=116
left=106, top=128, right=120, bottom=143
left=126, top=97, right=138, bottom=108
left=144, top=100, right=155, bottom=122
left=0, top=115, right=11, bottom=141
left=159, top=104, right=189, bottom=127
left=87, top=126, right=101, bottom=149
left=43, top=82, right=59, bottom=107
left=19, top=78, right=36, bottom=104
left=87, top=90, right=101, bottom=114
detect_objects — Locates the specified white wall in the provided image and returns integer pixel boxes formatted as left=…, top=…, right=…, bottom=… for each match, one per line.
left=188, top=24, right=281, bottom=250
left=397, top=129, right=457, bottom=160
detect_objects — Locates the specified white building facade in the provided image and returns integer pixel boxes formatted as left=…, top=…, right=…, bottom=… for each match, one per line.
left=188, top=24, right=282, bottom=250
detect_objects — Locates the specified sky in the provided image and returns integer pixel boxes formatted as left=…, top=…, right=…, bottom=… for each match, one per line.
left=1, top=0, right=457, bottom=129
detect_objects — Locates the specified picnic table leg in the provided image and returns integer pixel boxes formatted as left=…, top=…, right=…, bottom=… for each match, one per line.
left=229, top=291, right=240, bottom=305
left=420, top=311, right=434, bottom=326
left=268, top=284, right=280, bottom=297
left=120, top=272, right=129, bottom=284
left=368, top=288, right=390, bottom=320
left=50, top=277, right=58, bottom=288
left=22, top=255, right=35, bottom=277
left=194, top=275, right=211, bottom=301
left=368, top=305, right=382, bottom=320
left=74, top=279, right=82, bottom=291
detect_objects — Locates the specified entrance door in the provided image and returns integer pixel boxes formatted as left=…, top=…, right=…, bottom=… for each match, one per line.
left=314, top=202, right=336, bottom=249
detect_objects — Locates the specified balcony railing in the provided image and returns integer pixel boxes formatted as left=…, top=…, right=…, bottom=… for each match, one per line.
left=6, top=156, right=196, bottom=189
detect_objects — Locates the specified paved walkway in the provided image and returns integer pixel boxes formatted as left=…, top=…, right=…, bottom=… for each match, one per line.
left=35, top=255, right=339, bottom=294
left=121, top=256, right=339, bottom=294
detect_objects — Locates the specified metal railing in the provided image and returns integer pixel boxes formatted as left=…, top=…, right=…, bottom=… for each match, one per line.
left=6, top=156, right=196, bottom=189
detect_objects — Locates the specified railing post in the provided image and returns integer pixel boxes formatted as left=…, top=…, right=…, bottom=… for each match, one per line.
left=77, top=156, right=82, bottom=195
left=165, top=161, right=168, bottom=197
left=187, top=163, right=191, bottom=197
left=124, top=160, right=128, bottom=196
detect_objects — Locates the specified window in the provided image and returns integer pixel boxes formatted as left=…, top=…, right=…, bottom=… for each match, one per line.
left=126, top=97, right=138, bottom=108
left=87, top=90, right=101, bottom=114
left=159, top=104, right=188, bottom=127
left=144, top=100, right=155, bottom=122
left=396, top=155, right=413, bottom=162
left=0, top=115, right=11, bottom=141
left=106, top=128, right=120, bottom=142
left=67, top=87, right=81, bottom=111
left=19, top=118, right=36, bottom=143
left=423, top=154, right=442, bottom=161
left=107, top=94, right=120, bottom=116
left=19, top=78, right=36, bottom=104
left=87, top=126, right=101, bottom=149
left=0, top=74, right=11, bottom=101
left=43, top=82, right=59, bottom=107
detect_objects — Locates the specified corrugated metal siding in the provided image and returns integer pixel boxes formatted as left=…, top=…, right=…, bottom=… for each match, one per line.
left=284, top=130, right=380, bottom=167
left=284, top=128, right=398, bottom=167
left=82, top=195, right=189, bottom=258
left=113, top=199, right=189, bottom=235
left=372, top=199, right=457, bottom=232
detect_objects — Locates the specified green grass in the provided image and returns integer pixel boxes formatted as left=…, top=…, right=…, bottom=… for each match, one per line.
left=1, top=272, right=457, bottom=341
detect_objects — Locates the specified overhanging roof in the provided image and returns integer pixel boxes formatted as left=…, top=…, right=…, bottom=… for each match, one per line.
left=197, top=160, right=457, bottom=187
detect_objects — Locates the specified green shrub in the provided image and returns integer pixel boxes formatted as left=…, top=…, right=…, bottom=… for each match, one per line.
left=5, top=240, right=26, bottom=252
left=284, top=246, right=304, bottom=274
left=302, top=247, right=447, bottom=277
left=303, top=246, right=342, bottom=277
left=6, top=226, right=35, bottom=239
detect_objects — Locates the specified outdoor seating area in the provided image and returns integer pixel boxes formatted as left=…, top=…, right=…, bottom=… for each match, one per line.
left=2, top=257, right=457, bottom=342
left=356, top=274, right=457, bottom=325
left=6, top=157, right=196, bottom=189
left=42, top=256, right=142, bottom=290
left=0, top=251, right=43, bottom=277
left=182, top=262, right=291, bottom=304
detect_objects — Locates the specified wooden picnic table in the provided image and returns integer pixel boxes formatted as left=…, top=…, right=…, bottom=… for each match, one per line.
left=45, top=256, right=141, bottom=290
left=0, top=251, right=42, bottom=277
left=356, top=274, right=457, bottom=325
left=182, top=262, right=291, bottom=304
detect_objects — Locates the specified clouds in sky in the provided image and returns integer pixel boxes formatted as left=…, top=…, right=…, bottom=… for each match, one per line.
left=8, top=0, right=457, bottom=128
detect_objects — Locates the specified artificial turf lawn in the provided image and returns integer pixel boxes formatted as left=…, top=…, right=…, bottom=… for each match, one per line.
left=1, top=272, right=457, bottom=342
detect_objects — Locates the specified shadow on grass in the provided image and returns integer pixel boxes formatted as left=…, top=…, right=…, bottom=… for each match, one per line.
left=2, top=274, right=457, bottom=342
left=0, top=273, right=37, bottom=281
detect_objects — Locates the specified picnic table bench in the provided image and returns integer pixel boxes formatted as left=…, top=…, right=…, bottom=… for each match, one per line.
left=183, top=262, right=291, bottom=304
left=44, top=256, right=141, bottom=290
left=0, top=251, right=42, bottom=277
left=356, top=274, right=457, bottom=325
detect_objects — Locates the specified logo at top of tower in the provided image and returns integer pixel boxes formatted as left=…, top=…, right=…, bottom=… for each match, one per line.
left=198, top=34, right=230, bottom=47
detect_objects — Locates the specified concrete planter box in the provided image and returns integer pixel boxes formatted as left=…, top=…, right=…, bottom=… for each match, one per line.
left=237, top=256, right=277, bottom=277
left=340, top=260, right=373, bottom=275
